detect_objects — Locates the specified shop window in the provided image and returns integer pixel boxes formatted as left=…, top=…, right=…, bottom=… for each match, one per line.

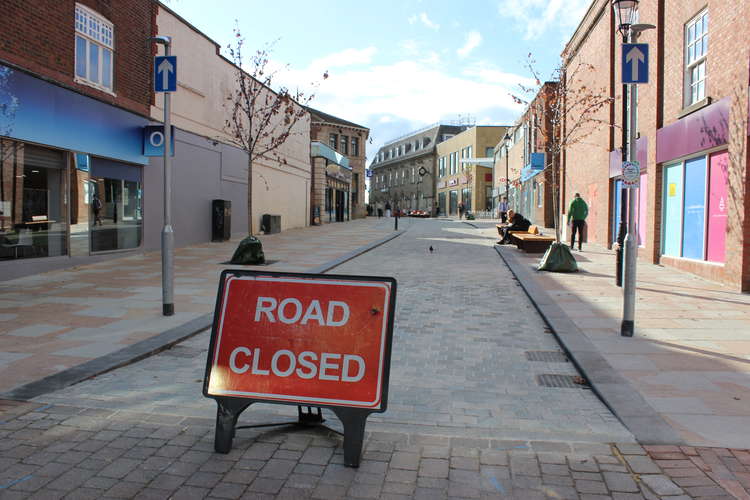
left=75, top=4, right=114, bottom=92
left=449, top=190, right=458, bottom=215
left=89, top=159, right=142, bottom=253
left=662, top=152, right=727, bottom=262
left=0, top=142, right=68, bottom=260
left=684, top=10, right=708, bottom=107
left=462, top=188, right=472, bottom=211
left=537, top=182, right=543, bottom=207
left=438, top=192, right=446, bottom=215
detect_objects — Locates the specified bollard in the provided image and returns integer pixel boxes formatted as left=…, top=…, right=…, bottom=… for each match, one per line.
left=394, top=213, right=398, bottom=231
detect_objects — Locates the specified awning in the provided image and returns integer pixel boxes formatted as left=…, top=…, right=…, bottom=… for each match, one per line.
left=311, top=141, right=350, bottom=169
left=520, top=153, right=545, bottom=182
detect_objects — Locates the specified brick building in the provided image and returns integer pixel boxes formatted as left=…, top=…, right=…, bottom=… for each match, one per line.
left=0, top=0, right=157, bottom=280
left=307, top=108, right=368, bottom=222
left=494, top=83, right=557, bottom=228
left=562, top=0, right=750, bottom=290
left=369, top=124, right=468, bottom=215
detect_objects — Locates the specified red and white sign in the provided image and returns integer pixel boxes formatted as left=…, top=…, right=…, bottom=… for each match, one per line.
left=205, top=273, right=395, bottom=410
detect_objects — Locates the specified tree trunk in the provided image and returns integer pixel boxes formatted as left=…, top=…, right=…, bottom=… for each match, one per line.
left=247, top=157, right=254, bottom=236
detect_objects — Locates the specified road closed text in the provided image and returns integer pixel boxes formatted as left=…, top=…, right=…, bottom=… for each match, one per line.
left=229, top=347, right=366, bottom=382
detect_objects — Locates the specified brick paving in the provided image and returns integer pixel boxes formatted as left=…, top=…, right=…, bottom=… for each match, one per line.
left=0, top=218, right=748, bottom=498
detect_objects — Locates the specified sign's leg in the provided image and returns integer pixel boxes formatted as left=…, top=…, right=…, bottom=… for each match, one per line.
left=214, top=398, right=251, bottom=454
left=331, top=408, right=371, bottom=468
left=298, top=406, right=324, bottom=426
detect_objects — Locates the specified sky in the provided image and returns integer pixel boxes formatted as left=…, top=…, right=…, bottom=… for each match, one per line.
left=168, top=0, right=593, bottom=165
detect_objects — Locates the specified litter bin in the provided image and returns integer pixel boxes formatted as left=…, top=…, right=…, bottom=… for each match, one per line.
left=212, top=199, right=231, bottom=242
left=261, top=214, right=281, bottom=234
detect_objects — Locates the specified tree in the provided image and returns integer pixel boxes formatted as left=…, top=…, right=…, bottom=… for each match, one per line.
left=223, top=28, right=327, bottom=235
left=513, top=55, right=614, bottom=243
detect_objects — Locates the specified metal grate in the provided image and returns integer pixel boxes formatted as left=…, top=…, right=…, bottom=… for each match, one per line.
left=536, top=374, right=590, bottom=389
left=526, top=351, right=569, bottom=362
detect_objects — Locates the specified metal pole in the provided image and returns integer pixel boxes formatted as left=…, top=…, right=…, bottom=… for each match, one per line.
left=621, top=67, right=638, bottom=337
left=505, top=142, right=509, bottom=216
left=162, top=41, right=174, bottom=316
left=615, top=50, right=629, bottom=287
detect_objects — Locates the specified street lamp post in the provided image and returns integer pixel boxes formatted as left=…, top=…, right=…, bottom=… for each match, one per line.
left=612, top=0, right=653, bottom=337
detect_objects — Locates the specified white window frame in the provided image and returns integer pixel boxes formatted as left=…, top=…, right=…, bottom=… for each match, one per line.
left=684, top=9, right=708, bottom=107
left=75, top=3, right=114, bottom=93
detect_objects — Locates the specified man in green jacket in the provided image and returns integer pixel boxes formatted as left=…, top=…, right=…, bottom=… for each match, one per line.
left=567, top=193, right=589, bottom=251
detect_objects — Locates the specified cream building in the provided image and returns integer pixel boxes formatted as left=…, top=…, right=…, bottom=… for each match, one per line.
left=436, top=126, right=507, bottom=216
left=151, top=5, right=312, bottom=238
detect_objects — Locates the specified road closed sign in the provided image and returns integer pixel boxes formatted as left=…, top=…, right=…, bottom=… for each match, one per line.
left=204, top=270, right=397, bottom=410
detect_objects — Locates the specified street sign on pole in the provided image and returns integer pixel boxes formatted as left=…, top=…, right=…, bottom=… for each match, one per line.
left=622, top=43, right=648, bottom=84
left=143, top=125, right=175, bottom=157
left=154, top=55, right=177, bottom=92
left=621, top=161, right=640, bottom=187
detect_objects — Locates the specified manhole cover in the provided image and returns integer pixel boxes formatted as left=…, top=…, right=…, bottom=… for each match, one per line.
left=526, top=351, right=569, bottom=362
left=536, top=374, right=589, bottom=389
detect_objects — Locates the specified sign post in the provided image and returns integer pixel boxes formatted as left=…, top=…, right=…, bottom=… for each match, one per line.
left=204, top=270, right=397, bottom=468
left=621, top=41, right=648, bottom=337
left=153, top=41, right=176, bottom=316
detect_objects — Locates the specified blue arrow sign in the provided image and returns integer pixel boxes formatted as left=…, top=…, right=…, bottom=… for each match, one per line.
left=154, top=56, right=177, bottom=92
left=622, top=43, right=648, bottom=84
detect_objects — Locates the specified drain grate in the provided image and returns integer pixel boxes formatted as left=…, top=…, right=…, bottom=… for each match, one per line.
left=526, top=350, right=569, bottom=362
left=536, top=374, right=590, bottom=389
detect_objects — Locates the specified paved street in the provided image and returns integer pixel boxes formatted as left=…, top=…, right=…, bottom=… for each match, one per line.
left=0, top=218, right=748, bottom=498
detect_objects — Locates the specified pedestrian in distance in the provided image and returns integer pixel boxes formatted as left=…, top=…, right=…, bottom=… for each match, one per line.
left=568, top=193, right=589, bottom=251
left=458, top=202, right=465, bottom=219
left=92, top=194, right=103, bottom=226
left=498, top=196, right=509, bottom=223
left=385, top=201, right=392, bottom=218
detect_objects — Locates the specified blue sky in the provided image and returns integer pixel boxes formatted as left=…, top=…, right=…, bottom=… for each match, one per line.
left=168, top=0, right=593, bottom=163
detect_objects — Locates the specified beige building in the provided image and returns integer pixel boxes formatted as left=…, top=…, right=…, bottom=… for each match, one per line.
left=307, top=108, right=369, bottom=221
left=152, top=5, right=312, bottom=235
left=436, top=126, right=507, bottom=216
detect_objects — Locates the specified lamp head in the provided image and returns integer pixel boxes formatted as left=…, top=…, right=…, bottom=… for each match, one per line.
left=150, top=36, right=172, bottom=46
left=612, top=0, right=639, bottom=35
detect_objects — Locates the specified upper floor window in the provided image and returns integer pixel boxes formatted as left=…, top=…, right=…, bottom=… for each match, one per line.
left=75, top=4, right=114, bottom=92
left=329, top=133, right=338, bottom=150
left=685, top=10, right=708, bottom=106
left=340, top=135, right=349, bottom=154
left=485, top=147, right=493, bottom=157
left=351, top=137, right=359, bottom=156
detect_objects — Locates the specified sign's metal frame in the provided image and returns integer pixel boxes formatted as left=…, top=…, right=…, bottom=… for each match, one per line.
left=203, top=269, right=397, bottom=468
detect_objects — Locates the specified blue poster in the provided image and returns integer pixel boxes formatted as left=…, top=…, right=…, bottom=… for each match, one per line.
left=681, top=156, right=707, bottom=260
left=662, top=163, right=683, bottom=257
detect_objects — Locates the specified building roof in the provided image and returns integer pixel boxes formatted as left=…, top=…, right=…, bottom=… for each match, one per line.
left=305, top=107, right=369, bottom=131
left=369, top=124, right=474, bottom=170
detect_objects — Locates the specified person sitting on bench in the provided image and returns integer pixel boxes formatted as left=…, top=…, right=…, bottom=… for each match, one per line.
left=498, top=212, right=531, bottom=244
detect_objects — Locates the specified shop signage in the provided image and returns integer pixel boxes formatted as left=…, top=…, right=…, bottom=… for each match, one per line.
left=204, top=270, right=397, bottom=467
left=448, top=178, right=459, bottom=186
left=154, top=55, right=177, bottom=92
left=75, top=153, right=89, bottom=172
left=143, top=125, right=175, bottom=157
left=622, top=161, right=640, bottom=187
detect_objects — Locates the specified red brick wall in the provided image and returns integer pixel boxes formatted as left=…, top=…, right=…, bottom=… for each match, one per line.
left=562, top=0, right=614, bottom=246
left=0, top=0, right=156, bottom=117
left=660, top=0, right=750, bottom=290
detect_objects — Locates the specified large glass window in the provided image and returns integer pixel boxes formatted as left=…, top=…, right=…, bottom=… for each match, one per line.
left=661, top=153, right=726, bottom=263
left=438, top=192, right=446, bottom=215
left=0, top=142, right=68, bottom=260
left=461, top=188, right=472, bottom=211
left=75, top=4, right=114, bottom=92
left=449, top=190, right=458, bottom=215
left=89, top=159, right=142, bottom=253
left=685, top=10, right=708, bottom=106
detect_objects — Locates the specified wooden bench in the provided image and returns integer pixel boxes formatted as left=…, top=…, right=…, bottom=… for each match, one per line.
left=509, top=225, right=556, bottom=253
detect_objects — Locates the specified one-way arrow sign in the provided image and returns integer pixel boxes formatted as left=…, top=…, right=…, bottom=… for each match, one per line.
left=154, top=55, right=177, bottom=92
left=622, top=43, right=648, bottom=84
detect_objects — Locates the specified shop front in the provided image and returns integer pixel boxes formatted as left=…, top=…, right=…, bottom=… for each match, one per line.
left=655, top=97, right=734, bottom=286
left=0, top=64, right=149, bottom=279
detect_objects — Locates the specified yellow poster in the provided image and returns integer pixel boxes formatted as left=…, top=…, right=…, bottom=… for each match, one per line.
left=668, top=183, right=676, bottom=197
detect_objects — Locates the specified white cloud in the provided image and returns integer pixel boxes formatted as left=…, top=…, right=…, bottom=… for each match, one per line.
left=457, top=31, right=482, bottom=58
left=498, top=0, right=591, bottom=40
left=307, top=47, right=377, bottom=72
left=418, top=12, right=440, bottom=30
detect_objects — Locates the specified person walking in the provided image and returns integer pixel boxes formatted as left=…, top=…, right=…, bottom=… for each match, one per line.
left=567, top=193, right=589, bottom=251
left=458, top=202, right=465, bottom=219
left=498, top=196, right=509, bottom=223
left=385, top=201, right=392, bottom=218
